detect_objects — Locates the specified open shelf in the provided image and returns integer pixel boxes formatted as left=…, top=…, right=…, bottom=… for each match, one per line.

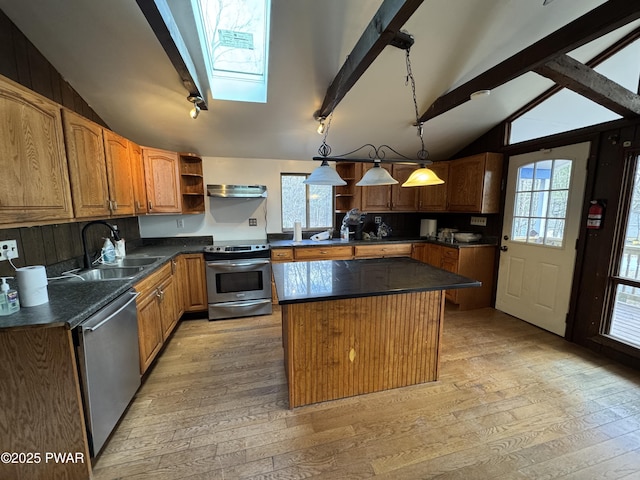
left=179, top=153, right=205, bottom=214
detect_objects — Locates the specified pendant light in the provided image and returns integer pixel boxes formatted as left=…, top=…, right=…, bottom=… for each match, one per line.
left=356, top=161, right=398, bottom=186
left=402, top=164, right=444, bottom=186
left=303, top=159, right=346, bottom=186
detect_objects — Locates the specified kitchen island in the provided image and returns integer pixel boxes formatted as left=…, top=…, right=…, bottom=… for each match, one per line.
left=272, top=257, right=480, bottom=408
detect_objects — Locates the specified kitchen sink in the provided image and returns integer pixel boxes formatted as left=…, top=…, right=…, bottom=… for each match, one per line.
left=65, top=267, right=144, bottom=281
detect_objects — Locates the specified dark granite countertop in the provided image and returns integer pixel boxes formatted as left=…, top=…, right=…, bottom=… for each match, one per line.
left=272, top=257, right=481, bottom=305
left=269, top=237, right=497, bottom=249
left=0, top=243, right=208, bottom=331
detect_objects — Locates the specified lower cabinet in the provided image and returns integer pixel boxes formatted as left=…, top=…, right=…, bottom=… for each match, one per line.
left=135, top=262, right=178, bottom=374
left=179, top=253, right=208, bottom=312
left=412, top=242, right=496, bottom=310
left=353, top=243, right=412, bottom=258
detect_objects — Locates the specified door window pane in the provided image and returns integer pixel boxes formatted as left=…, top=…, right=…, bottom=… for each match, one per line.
left=511, top=159, right=572, bottom=248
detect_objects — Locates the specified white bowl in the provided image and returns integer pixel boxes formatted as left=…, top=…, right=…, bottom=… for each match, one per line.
left=454, top=233, right=482, bottom=243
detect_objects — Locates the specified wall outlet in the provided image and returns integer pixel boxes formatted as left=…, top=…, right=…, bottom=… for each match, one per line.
left=374, top=216, right=382, bottom=224
left=249, top=218, right=258, bottom=226
left=470, top=216, right=487, bottom=226
left=0, top=240, right=18, bottom=261
left=176, top=218, right=184, bottom=228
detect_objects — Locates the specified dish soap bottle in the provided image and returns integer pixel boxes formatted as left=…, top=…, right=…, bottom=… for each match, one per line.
left=101, top=238, right=116, bottom=264
left=0, top=277, right=20, bottom=315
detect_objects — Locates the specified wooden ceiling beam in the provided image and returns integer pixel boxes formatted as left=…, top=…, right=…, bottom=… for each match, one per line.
left=533, top=54, right=640, bottom=117
left=316, top=0, right=424, bottom=119
left=418, top=0, right=640, bottom=123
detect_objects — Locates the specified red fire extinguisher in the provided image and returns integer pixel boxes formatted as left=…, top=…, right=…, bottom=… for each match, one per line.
left=587, top=200, right=605, bottom=229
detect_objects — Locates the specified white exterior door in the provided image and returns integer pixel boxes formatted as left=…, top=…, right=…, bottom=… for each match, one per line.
left=495, top=142, right=589, bottom=336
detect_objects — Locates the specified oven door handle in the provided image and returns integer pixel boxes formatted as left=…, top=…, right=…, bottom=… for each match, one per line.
left=207, top=260, right=271, bottom=270
left=210, top=299, right=271, bottom=308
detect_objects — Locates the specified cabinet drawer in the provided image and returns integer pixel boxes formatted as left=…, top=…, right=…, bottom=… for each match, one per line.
left=354, top=243, right=412, bottom=258
left=134, top=262, right=172, bottom=295
left=441, top=247, right=459, bottom=261
left=294, top=246, right=353, bottom=260
left=271, top=248, right=294, bottom=261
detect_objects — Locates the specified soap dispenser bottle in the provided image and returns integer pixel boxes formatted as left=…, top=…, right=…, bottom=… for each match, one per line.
left=0, top=277, right=20, bottom=316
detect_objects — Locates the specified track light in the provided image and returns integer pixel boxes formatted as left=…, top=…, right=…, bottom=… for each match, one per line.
left=317, top=118, right=326, bottom=135
left=187, top=94, right=203, bottom=120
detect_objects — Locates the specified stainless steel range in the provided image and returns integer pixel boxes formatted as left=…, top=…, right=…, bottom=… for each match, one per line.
left=203, top=240, right=272, bottom=320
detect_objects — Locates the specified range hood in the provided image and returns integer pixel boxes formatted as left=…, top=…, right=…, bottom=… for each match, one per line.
left=207, top=184, right=268, bottom=198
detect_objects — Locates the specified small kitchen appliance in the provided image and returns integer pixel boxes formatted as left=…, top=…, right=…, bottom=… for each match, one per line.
left=203, top=240, right=272, bottom=320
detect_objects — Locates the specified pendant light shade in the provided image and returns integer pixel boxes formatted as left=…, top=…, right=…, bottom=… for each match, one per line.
left=356, top=163, right=398, bottom=186
left=303, top=160, right=346, bottom=186
left=402, top=166, right=445, bottom=187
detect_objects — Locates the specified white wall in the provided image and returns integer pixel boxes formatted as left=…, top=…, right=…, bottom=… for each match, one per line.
left=138, top=156, right=315, bottom=241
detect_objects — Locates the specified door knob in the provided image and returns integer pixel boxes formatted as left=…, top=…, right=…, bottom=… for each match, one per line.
left=500, top=246, right=508, bottom=252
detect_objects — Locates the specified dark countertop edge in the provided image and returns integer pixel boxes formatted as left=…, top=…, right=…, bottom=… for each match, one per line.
left=277, top=282, right=481, bottom=305
left=0, top=244, right=209, bottom=332
left=272, top=258, right=482, bottom=305
left=269, top=237, right=498, bottom=249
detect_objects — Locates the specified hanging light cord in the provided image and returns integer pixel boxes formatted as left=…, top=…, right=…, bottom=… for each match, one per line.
left=405, top=48, right=428, bottom=162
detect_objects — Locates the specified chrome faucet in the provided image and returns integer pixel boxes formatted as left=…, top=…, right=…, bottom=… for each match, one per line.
left=81, top=220, right=121, bottom=269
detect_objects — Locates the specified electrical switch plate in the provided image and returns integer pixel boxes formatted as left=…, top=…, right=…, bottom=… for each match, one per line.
left=0, top=240, right=18, bottom=261
left=176, top=218, right=184, bottom=228
left=470, top=216, right=487, bottom=226
left=249, top=218, right=258, bottom=226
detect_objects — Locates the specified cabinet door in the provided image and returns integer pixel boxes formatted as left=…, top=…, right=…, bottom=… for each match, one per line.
left=104, top=130, right=135, bottom=216
left=143, top=147, right=182, bottom=213
left=159, top=274, right=179, bottom=340
left=390, top=165, right=418, bottom=211
left=418, top=162, right=449, bottom=211
left=62, top=109, right=111, bottom=218
left=447, top=155, right=485, bottom=212
left=129, top=141, right=148, bottom=214
left=0, top=77, right=74, bottom=225
left=182, top=254, right=208, bottom=312
left=137, top=289, right=163, bottom=374
left=360, top=164, right=392, bottom=211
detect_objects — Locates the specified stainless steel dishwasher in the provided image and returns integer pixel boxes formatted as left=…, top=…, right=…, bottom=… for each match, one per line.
left=75, top=289, right=140, bottom=457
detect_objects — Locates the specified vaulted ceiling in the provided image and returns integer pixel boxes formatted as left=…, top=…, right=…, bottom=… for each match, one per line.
left=1, top=0, right=639, bottom=162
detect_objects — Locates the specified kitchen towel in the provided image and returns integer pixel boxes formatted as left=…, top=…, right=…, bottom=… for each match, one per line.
left=16, top=265, right=49, bottom=306
left=293, top=221, right=302, bottom=242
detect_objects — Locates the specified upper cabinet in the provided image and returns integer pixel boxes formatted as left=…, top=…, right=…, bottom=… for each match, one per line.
left=179, top=153, right=205, bottom=214
left=129, top=141, right=148, bottom=214
left=360, top=164, right=418, bottom=212
left=143, top=147, right=182, bottom=214
left=0, top=75, right=74, bottom=225
left=447, top=152, right=503, bottom=214
left=103, top=130, right=135, bottom=216
left=62, top=109, right=136, bottom=218
left=417, top=162, right=449, bottom=212
left=334, top=162, right=362, bottom=213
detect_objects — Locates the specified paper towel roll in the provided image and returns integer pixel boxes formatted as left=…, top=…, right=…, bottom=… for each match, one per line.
left=16, top=265, right=49, bottom=307
left=420, top=219, right=437, bottom=238
left=293, top=221, right=302, bottom=242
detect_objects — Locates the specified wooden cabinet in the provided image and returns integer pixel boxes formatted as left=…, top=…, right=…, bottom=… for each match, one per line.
left=271, top=248, right=294, bottom=262
left=413, top=242, right=496, bottom=310
left=62, top=109, right=111, bottom=218
left=179, top=153, right=205, bottom=214
left=63, top=109, right=136, bottom=218
left=0, top=75, right=74, bottom=226
left=294, top=245, right=353, bottom=261
left=142, top=147, right=182, bottom=213
left=354, top=243, right=412, bottom=258
left=129, top=141, right=148, bottom=214
left=418, top=162, right=449, bottom=211
left=447, top=153, right=503, bottom=213
left=103, top=129, right=135, bottom=216
left=335, top=162, right=362, bottom=213
left=179, top=253, right=208, bottom=312
left=134, top=262, right=179, bottom=374
left=360, top=164, right=418, bottom=212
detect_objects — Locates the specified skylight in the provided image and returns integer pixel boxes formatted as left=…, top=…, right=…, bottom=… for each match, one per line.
left=193, top=0, right=271, bottom=103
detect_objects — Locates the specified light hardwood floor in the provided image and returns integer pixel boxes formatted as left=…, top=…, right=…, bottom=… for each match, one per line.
left=92, top=306, right=640, bottom=479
